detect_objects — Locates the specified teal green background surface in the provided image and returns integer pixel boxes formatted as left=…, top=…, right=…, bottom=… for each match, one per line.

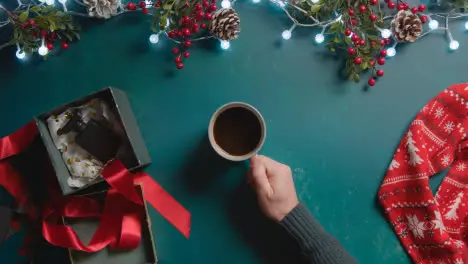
left=0, top=0, right=467, bottom=263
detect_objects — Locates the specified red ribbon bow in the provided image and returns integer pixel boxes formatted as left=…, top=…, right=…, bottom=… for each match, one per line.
left=0, top=121, right=191, bottom=253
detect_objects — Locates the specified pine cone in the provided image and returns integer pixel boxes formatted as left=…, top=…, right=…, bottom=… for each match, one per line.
left=209, top=8, right=240, bottom=41
left=391, top=10, right=422, bottom=43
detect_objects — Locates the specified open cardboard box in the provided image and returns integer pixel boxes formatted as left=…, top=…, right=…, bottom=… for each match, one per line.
left=34, top=88, right=151, bottom=195
left=66, top=184, right=157, bottom=264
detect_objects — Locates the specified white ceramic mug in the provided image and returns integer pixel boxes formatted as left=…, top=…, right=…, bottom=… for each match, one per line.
left=208, top=102, right=266, bottom=161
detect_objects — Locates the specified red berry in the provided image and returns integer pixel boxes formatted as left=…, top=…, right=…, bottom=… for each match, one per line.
left=126, top=2, right=135, bottom=9
left=176, top=63, right=184, bottom=69
left=195, top=3, right=202, bottom=10
left=344, top=29, right=351, bottom=36
left=183, top=28, right=191, bottom=36
left=348, top=9, right=355, bottom=16
left=418, top=4, right=426, bottom=12
left=184, top=2, right=190, bottom=7
left=420, top=15, right=428, bottom=23
left=404, top=3, right=409, bottom=10
left=183, top=51, right=190, bottom=58
left=209, top=4, right=217, bottom=12
left=50, top=32, right=56, bottom=38
left=172, top=47, right=180, bottom=54
left=29, top=19, right=35, bottom=26
left=40, top=30, right=48, bottom=38
left=47, top=42, right=54, bottom=50
left=176, top=31, right=183, bottom=37
left=347, top=47, right=355, bottom=55
left=411, top=7, right=418, bottom=14
left=200, top=23, right=207, bottom=29
left=155, top=3, right=160, bottom=7
left=387, top=1, right=395, bottom=9
left=203, top=1, right=209, bottom=7
left=61, top=42, right=69, bottom=49
left=350, top=19, right=356, bottom=26
left=380, top=39, right=385, bottom=46
left=359, top=5, right=366, bottom=13
left=358, top=39, right=365, bottom=46
left=351, top=34, right=359, bottom=42
left=370, top=41, right=376, bottom=46
left=182, top=16, right=191, bottom=25
left=196, top=11, right=205, bottom=20
left=376, top=70, right=384, bottom=77
left=184, top=40, right=192, bottom=47
left=354, top=57, right=362, bottom=65
left=397, top=4, right=404, bottom=10
left=139, top=1, right=146, bottom=8
left=380, top=50, right=387, bottom=57
left=192, top=27, right=199, bottom=33
left=175, top=57, right=182, bottom=63
left=369, top=14, right=377, bottom=21
left=377, top=57, right=385, bottom=65
left=212, top=0, right=216, bottom=2
left=142, top=8, right=149, bottom=14
left=370, top=59, right=376, bottom=67
left=205, top=13, right=212, bottom=20
left=31, top=34, right=37, bottom=38
left=368, top=78, right=376, bottom=86
left=385, top=38, right=391, bottom=45
left=370, top=0, right=377, bottom=5
left=168, top=31, right=176, bottom=38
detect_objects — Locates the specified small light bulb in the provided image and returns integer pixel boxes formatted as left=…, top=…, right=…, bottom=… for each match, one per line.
left=449, top=40, right=459, bottom=50
left=276, top=0, right=285, bottom=7
left=149, top=34, right=159, bottom=44
left=315, top=33, right=324, bottom=44
left=38, top=0, right=46, bottom=3
left=252, top=0, right=260, bottom=4
left=311, top=0, right=319, bottom=3
left=46, top=0, right=55, bottom=5
left=58, top=0, right=66, bottom=3
left=465, top=21, right=468, bottom=30
left=221, top=0, right=231, bottom=8
left=429, top=19, right=439, bottom=30
left=282, top=30, right=291, bottom=40
left=380, top=29, right=391, bottom=39
left=220, top=40, right=230, bottom=50
left=386, top=47, right=396, bottom=57
left=16, top=49, right=25, bottom=60
left=38, top=45, right=48, bottom=56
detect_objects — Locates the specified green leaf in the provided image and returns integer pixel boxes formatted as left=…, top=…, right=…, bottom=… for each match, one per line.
left=72, top=31, right=80, bottom=40
left=344, top=37, right=352, bottom=46
left=19, top=11, right=29, bottom=22
left=328, top=46, right=335, bottom=52
left=310, top=4, right=321, bottom=13
left=30, top=6, right=41, bottom=13
left=361, top=62, right=369, bottom=70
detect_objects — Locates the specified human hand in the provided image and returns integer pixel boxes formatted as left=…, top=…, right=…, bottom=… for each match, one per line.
left=248, top=155, right=299, bottom=222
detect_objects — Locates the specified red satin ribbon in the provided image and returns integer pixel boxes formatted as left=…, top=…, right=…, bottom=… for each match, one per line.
left=0, top=121, right=191, bottom=253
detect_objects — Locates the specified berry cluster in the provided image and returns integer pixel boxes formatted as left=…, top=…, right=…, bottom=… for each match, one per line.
left=345, top=1, right=426, bottom=86
left=19, top=19, right=69, bottom=51
left=126, top=1, right=151, bottom=14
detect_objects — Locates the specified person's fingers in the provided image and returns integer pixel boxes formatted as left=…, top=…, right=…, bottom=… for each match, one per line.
left=256, top=155, right=283, bottom=176
left=250, top=155, right=272, bottom=195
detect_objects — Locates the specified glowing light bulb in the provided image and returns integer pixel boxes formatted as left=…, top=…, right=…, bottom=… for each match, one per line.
left=221, top=0, right=231, bottom=8
left=282, top=30, right=291, bottom=40
left=252, top=0, right=260, bottom=4
left=16, top=49, right=25, bottom=59
left=449, top=40, right=459, bottom=50
left=38, top=45, right=48, bottom=56
left=149, top=34, right=159, bottom=44
left=220, top=40, right=230, bottom=50
left=465, top=21, right=468, bottom=30
left=59, top=0, right=66, bottom=3
left=38, top=0, right=46, bottom=3
left=429, top=19, right=439, bottom=30
left=386, top=47, right=396, bottom=57
left=315, top=33, right=324, bottom=43
left=380, top=29, right=391, bottom=38
left=46, top=0, right=55, bottom=5
left=311, top=0, right=319, bottom=3
left=276, top=0, right=285, bottom=7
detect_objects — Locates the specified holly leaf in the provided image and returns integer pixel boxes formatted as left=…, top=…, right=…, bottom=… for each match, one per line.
left=19, top=11, right=29, bottom=22
left=30, top=6, right=41, bottom=13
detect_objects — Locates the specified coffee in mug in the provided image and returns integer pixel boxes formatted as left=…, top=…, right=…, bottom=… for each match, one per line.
left=208, top=102, right=266, bottom=161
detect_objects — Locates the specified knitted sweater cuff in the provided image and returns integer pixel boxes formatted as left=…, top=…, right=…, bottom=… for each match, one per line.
left=280, top=203, right=334, bottom=250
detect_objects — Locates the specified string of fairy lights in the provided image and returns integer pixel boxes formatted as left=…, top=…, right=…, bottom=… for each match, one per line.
left=1, top=0, right=468, bottom=61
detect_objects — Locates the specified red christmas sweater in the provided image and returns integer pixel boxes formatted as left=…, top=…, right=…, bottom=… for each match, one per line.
left=379, top=83, right=468, bottom=264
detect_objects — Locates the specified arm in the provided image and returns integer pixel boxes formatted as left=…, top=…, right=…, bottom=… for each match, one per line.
left=248, top=155, right=357, bottom=264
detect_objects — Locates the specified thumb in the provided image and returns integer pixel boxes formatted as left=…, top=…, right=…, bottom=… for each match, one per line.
left=250, top=155, right=272, bottom=195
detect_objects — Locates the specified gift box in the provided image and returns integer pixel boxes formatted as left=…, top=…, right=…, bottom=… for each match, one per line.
left=34, top=88, right=151, bottom=195
left=65, top=185, right=157, bottom=264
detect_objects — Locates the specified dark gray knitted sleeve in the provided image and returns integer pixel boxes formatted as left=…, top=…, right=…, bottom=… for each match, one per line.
left=280, top=203, right=358, bottom=264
